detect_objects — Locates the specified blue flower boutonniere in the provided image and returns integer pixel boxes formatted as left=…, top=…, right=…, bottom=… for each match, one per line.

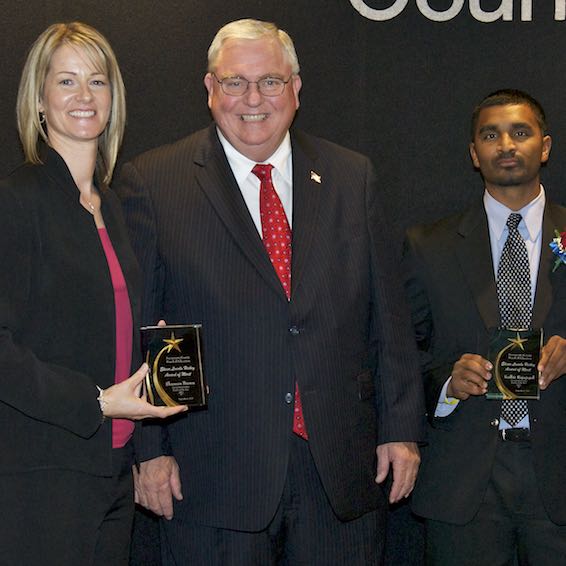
left=550, top=229, right=566, bottom=272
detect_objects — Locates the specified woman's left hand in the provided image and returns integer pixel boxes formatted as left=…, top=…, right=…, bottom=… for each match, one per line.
left=100, top=363, right=188, bottom=420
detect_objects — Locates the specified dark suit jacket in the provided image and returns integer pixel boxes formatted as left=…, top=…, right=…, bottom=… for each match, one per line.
left=117, top=124, right=424, bottom=531
left=404, top=199, right=566, bottom=525
left=0, top=148, right=141, bottom=477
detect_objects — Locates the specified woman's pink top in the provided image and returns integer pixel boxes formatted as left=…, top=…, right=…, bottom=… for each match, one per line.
left=98, top=228, right=135, bottom=448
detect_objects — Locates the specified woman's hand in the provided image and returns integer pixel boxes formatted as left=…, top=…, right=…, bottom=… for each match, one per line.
left=100, top=363, right=188, bottom=420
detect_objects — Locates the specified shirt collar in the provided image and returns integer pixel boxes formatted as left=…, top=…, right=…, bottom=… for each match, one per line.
left=216, top=128, right=292, bottom=186
left=483, top=185, right=546, bottom=243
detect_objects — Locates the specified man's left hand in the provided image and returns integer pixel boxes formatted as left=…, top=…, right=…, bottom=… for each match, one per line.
left=539, top=335, right=566, bottom=389
left=375, top=441, right=420, bottom=504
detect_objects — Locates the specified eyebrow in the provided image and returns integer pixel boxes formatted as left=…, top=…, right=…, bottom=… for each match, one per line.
left=478, top=125, right=498, bottom=134
left=221, top=73, right=284, bottom=80
left=478, top=122, right=534, bottom=133
left=54, top=70, right=106, bottom=76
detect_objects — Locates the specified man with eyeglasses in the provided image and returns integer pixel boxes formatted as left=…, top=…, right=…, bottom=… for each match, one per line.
left=118, top=18, right=424, bottom=565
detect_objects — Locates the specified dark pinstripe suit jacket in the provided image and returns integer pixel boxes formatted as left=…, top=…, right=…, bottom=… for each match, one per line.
left=404, top=200, right=566, bottom=525
left=117, top=124, right=424, bottom=531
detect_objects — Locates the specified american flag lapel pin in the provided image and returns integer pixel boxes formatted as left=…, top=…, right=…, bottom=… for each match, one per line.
left=310, top=170, right=322, bottom=184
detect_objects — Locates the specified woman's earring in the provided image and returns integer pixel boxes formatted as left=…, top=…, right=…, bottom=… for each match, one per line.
left=39, top=112, right=45, bottom=124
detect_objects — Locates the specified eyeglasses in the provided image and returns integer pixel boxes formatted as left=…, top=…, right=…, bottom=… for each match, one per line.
left=212, top=74, right=292, bottom=97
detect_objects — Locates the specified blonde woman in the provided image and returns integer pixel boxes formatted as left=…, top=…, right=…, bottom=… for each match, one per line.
left=0, top=22, right=185, bottom=565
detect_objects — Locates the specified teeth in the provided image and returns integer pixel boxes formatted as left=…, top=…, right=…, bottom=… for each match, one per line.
left=240, top=114, right=267, bottom=122
left=69, top=110, right=95, bottom=118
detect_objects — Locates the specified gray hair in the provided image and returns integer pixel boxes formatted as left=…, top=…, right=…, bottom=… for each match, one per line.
left=207, top=19, right=300, bottom=75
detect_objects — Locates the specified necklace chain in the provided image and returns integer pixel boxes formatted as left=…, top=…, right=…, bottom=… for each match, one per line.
left=80, top=193, right=96, bottom=215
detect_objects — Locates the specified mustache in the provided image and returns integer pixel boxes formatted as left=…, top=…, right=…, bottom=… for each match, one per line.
left=494, top=152, right=522, bottom=164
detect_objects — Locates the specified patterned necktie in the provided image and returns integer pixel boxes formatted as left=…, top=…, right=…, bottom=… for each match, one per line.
left=252, top=164, right=308, bottom=440
left=496, top=213, right=530, bottom=426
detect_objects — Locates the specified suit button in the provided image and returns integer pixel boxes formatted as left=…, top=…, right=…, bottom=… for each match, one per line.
left=289, top=326, right=300, bottom=335
left=285, top=393, right=293, bottom=404
left=490, top=419, right=499, bottom=427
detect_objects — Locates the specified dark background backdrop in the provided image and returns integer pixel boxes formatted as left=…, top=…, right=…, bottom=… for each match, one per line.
left=3, top=1, right=566, bottom=242
left=2, top=1, right=565, bottom=564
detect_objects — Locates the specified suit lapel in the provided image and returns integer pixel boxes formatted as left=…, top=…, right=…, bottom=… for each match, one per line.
left=455, top=199, right=566, bottom=331
left=288, top=131, right=323, bottom=299
left=455, top=201, right=500, bottom=330
left=194, top=126, right=286, bottom=299
left=532, top=202, right=566, bottom=326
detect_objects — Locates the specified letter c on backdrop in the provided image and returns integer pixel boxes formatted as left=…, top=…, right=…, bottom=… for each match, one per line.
left=350, top=0, right=409, bottom=21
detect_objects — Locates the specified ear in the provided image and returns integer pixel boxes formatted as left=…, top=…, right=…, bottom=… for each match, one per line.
left=541, top=134, right=552, bottom=164
left=38, top=99, right=45, bottom=113
left=203, top=73, right=214, bottom=110
left=291, top=74, right=302, bottom=110
left=469, top=142, right=480, bottom=169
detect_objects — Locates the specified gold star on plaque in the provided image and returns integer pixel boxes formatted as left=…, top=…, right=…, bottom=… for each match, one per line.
left=507, top=332, right=528, bottom=350
left=163, top=332, right=183, bottom=353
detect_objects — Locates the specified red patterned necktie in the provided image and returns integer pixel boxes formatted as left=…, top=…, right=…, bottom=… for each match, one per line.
left=252, top=164, right=308, bottom=440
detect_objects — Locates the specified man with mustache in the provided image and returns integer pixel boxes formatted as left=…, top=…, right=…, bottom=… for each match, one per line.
left=404, top=89, right=566, bottom=564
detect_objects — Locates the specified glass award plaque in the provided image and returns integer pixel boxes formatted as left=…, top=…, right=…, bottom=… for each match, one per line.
left=486, top=328, right=542, bottom=400
left=140, top=324, right=207, bottom=407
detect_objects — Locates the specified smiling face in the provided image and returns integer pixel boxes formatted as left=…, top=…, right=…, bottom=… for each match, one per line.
left=204, top=37, right=301, bottom=162
left=39, top=43, right=111, bottom=154
left=469, top=103, right=552, bottom=205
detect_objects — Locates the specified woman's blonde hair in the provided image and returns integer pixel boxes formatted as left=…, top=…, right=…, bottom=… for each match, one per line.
left=17, top=22, right=126, bottom=185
